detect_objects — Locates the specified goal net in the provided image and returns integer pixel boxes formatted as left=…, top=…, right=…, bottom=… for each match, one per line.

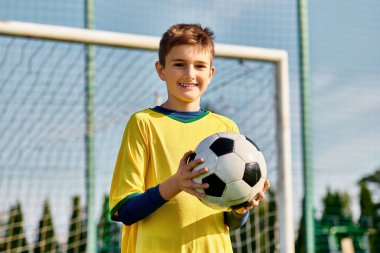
left=0, top=21, right=293, bottom=253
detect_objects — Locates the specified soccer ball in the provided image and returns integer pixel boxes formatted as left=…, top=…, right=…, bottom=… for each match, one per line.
left=190, top=132, right=267, bottom=211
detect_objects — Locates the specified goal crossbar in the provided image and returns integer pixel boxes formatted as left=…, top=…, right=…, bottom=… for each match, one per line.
left=0, top=20, right=287, bottom=62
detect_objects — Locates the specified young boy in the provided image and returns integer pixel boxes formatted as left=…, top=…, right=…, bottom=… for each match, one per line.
left=109, top=23, right=270, bottom=253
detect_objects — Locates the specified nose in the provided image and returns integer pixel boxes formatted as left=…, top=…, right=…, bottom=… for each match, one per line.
left=184, top=66, right=196, bottom=81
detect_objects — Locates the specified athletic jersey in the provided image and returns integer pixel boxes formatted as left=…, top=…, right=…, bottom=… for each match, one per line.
left=109, top=107, right=239, bottom=253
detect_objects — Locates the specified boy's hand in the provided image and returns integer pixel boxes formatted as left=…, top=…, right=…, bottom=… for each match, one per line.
left=234, top=179, right=270, bottom=215
left=159, top=151, right=209, bottom=200
left=175, top=150, right=209, bottom=198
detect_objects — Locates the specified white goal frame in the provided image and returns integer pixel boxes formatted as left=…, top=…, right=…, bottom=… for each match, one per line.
left=0, top=20, right=294, bottom=253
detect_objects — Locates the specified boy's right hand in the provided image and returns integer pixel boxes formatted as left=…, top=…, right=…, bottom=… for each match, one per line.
left=159, top=151, right=210, bottom=200
left=176, top=150, right=210, bottom=198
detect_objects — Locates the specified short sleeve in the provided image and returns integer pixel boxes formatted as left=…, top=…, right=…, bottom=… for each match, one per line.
left=109, top=113, right=149, bottom=217
left=231, top=120, right=239, bottom=133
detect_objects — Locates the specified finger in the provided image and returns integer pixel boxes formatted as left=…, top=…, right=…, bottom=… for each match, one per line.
left=183, top=180, right=209, bottom=190
left=188, top=157, right=204, bottom=168
left=190, top=167, right=208, bottom=177
left=180, top=150, right=195, bottom=166
left=181, top=158, right=204, bottom=175
left=255, top=191, right=265, bottom=201
left=245, top=201, right=254, bottom=209
left=245, top=198, right=258, bottom=207
left=263, top=179, right=270, bottom=192
left=251, top=198, right=259, bottom=206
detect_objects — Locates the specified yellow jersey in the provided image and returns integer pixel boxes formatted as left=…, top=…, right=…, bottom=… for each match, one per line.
left=109, top=108, right=239, bottom=253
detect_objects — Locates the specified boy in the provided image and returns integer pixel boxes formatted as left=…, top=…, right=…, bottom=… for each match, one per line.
left=109, top=23, right=270, bottom=253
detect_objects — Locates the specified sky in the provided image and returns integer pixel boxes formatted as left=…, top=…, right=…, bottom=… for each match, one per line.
left=0, top=0, right=380, bottom=240
left=309, top=1, right=380, bottom=212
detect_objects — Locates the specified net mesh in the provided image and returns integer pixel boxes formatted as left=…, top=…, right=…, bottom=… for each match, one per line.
left=2, top=0, right=380, bottom=251
left=0, top=34, right=281, bottom=252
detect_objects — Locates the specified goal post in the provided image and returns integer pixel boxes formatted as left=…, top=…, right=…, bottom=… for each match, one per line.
left=0, top=20, right=294, bottom=253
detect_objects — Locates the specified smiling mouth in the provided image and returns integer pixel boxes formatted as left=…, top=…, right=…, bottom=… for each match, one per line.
left=179, top=82, right=197, bottom=88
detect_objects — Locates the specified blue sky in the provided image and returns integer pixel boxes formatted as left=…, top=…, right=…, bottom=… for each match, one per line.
left=1, top=0, right=380, bottom=239
left=309, top=0, right=380, bottom=212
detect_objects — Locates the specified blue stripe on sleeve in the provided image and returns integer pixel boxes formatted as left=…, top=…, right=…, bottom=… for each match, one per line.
left=117, top=185, right=167, bottom=226
left=224, top=210, right=250, bottom=230
left=117, top=183, right=249, bottom=229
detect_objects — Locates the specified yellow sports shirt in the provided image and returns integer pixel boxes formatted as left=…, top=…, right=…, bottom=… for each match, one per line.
left=109, top=108, right=239, bottom=253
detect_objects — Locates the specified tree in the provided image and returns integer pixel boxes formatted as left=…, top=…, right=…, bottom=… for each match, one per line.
left=360, top=169, right=380, bottom=185
left=67, top=195, right=86, bottom=253
left=34, top=200, right=59, bottom=253
left=295, top=197, right=306, bottom=253
left=3, top=202, right=29, bottom=252
left=315, top=188, right=356, bottom=252
left=359, top=171, right=380, bottom=253
left=97, top=195, right=120, bottom=252
left=321, top=188, right=353, bottom=226
left=359, top=182, right=375, bottom=227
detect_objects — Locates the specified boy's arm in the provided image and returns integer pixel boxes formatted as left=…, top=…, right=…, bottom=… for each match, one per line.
left=114, top=151, right=208, bottom=225
left=115, top=185, right=167, bottom=225
left=224, top=210, right=250, bottom=230
left=225, top=179, right=271, bottom=230
left=116, top=185, right=250, bottom=228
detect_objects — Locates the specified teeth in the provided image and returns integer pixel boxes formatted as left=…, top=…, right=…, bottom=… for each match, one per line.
left=180, top=83, right=197, bottom=87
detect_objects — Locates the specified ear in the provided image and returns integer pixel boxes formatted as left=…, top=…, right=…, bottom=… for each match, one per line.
left=209, top=65, right=216, bottom=79
left=155, top=61, right=166, bottom=81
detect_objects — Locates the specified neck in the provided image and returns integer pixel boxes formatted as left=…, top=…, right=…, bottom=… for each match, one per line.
left=161, top=101, right=200, bottom=112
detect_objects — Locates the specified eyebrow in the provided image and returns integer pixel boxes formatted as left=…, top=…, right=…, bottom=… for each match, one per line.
left=171, top=59, right=209, bottom=64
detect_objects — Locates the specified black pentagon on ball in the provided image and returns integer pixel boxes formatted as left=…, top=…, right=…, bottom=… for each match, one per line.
left=243, top=162, right=261, bottom=187
left=209, top=137, right=234, bottom=157
left=202, top=173, right=226, bottom=197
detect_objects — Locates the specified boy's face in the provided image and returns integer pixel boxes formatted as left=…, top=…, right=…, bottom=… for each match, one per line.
left=155, top=44, right=215, bottom=111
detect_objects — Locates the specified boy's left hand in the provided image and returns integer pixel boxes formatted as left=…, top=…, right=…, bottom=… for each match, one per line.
left=234, top=179, right=270, bottom=215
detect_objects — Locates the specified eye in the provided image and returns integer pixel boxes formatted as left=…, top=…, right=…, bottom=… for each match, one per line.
left=173, top=63, right=185, bottom=67
left=196, top=64, right=207, bottom=69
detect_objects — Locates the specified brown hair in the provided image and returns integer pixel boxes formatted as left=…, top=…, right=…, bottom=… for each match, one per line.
left=158, top=23, right=215, bottom=66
